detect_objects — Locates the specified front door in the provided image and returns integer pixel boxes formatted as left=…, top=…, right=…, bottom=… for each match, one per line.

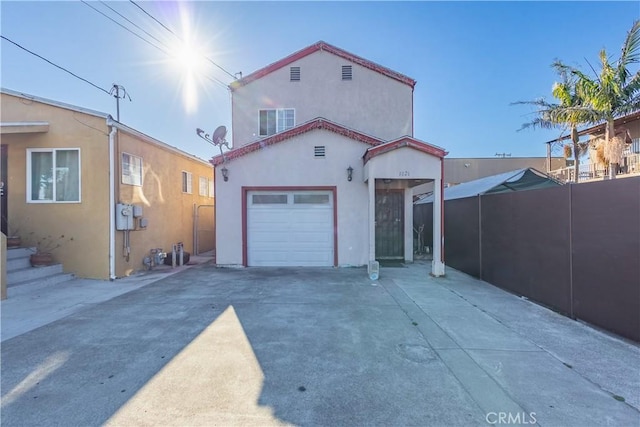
left=1, top=145, right=7, bottom=235
left=375, top=189, right=404, bottom=259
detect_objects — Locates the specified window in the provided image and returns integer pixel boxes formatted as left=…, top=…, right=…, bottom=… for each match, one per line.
left=259, top=108, right=295, bottom=136
left=632, top=138, right=640, bottom=154
left=314, top=146, right=326, bottom=158
left=252, top=194, right=287, bottom=204
left=27, top=148, right=80, bottom=203
left=208, top=178, right=214, bottom=197
left=290, top=66, right=300, bottom=81
left=199, top=176, right=208, bottom=196
left=342, top=65, right=352, bottom=80
left=182, top=171, right=192, bottom=194
left=122, top=153, right=142, bottom=186
left=294, top=194, right=330, bottom=204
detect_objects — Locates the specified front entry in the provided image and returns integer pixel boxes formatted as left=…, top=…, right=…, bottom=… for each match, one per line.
left=375, top=189, right=404, bottom=260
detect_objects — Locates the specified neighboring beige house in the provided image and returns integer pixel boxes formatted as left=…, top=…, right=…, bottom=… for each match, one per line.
left=1, top=88, right=214, bottom=280
left=213, top=41, right=447, bottom=276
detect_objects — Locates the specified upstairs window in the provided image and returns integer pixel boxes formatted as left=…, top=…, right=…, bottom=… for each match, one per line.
left=122, top=153, right=143, bottom=186
left=259, top=108, right=295, bottom=136
left=182, top=171, right=192, bottom=194
left=27, top=148, right=81, bottom=203
left=199, top=176, right=208, bottom=196
left=342, top=65, right=353, bottom=80
left=290, top=66, right=300, bottom=81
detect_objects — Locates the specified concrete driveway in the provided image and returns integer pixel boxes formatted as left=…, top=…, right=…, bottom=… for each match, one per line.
left=1, top=262, right=639, bottom=426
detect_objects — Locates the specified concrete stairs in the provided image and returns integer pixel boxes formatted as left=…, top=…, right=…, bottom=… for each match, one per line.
left=6, top=247, right=74, bottom=288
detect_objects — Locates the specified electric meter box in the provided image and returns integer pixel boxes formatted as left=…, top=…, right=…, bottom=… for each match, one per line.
left=116, top=203, right=134, bottom=230
left=133, top=205, right=143, bottom=218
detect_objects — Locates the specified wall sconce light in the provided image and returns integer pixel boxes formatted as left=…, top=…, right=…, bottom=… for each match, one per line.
left=221, top=166, right=229, bottom=182
left=347, top=166, right=353, bottom=182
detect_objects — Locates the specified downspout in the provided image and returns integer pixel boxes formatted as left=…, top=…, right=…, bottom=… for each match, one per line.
left=108, top=118, right=117, bottom=280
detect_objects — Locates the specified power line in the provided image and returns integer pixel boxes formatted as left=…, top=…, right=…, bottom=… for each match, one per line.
left=98, top=0, right=168, bottom=49
left=0, top=35, right=110, bottom=95
left=81, top=0, right=230, bottom=90
left=129, top=0, right=237, bottom=80
left=81, top=0, right=167, bottom=55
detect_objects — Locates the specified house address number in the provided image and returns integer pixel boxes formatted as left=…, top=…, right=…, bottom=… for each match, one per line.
left=399, top=171, right=410, bottom=177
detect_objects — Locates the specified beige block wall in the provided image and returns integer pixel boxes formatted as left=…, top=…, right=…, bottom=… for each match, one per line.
left=232, top=50, right=413, bottom=146
left=115, top=131, right=214, bottom=277
left=444, top=157, right=564, bottom=185
left=1, top=94, right=112, bottom=279
left=215, top=129, right=370, bottom=267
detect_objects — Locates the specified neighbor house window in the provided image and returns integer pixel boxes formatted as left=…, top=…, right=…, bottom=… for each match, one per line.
left=208, top=178, right=214, bottom=197
left=27, top=148, right=80, bottom=203
left=121, top=153, right=143, bottom=186
left=259, top=108, right=295, bottom=136
left=182, top=171, right=192, bottom=194
left=199, top=176, right=208, bottom=196
left=342, top=65, right=352, bottom=80
left=290, top=66, right=300, bottom=81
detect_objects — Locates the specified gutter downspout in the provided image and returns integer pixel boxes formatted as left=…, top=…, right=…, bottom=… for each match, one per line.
left=108, top=118, right=117, bottom=280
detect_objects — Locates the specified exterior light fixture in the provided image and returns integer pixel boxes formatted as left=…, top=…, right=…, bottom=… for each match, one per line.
left=221, top=166, right=229, bottom=182
left=347, top=166, right=353, bottom=182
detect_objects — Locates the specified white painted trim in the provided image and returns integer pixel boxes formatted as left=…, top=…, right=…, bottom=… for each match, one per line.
left=181, top=171, right=193, bottom=194
left=108, top=125, right=117, bottom=280
left=0, top=121, right=50, bottom=134
left=26, top=147, right=82, bottom=204
left=121, top=152, right=143, bottom=187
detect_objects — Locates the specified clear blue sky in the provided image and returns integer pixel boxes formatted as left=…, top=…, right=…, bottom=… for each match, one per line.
left=2, top=1, right=639, bottom=161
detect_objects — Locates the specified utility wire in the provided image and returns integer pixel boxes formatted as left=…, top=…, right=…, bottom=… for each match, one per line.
left=0, top=35, right=110, bottom=95
left=129, top=0, right=237, bottom=80
left=98, top=0, right=168, bottom=49
left=81, top=0, right=167, bottom=55
left=82, top=0, right=230, bottom=90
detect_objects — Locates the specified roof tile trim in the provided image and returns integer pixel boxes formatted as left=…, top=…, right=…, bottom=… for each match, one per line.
left=230, top=41, right=416, bottom=90
left=210, top=118, right=383, bottom=166
left=363, top=137, right=448, bottom=163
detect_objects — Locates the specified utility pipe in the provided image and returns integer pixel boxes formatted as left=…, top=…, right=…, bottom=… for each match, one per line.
left=107, top=119, right=117, bottom=280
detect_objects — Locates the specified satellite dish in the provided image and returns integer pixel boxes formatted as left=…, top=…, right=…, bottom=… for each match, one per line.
left=212, top=126, right=227, bottom=146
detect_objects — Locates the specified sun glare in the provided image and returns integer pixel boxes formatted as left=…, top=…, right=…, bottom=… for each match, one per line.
left=169, top=6, right=207, bottom=114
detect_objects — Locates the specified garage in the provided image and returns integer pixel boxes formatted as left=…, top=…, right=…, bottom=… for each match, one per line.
left=247, top=190, right=335, bottom=266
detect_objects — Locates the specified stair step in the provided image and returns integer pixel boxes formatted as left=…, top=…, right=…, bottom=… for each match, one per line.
left=6, top=247, right=35, bottom=260
left=7, top=255, right=31, bottom=272
left=7, top=264, right=63, bottom=286
left=8, top=273, right=76, bottom=293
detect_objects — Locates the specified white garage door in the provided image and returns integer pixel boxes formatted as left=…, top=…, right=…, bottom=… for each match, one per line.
left=247, top=191, right=334, bottom=266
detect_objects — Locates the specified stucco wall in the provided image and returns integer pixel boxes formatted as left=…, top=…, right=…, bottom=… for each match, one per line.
left=365, top=147, right=442, bottom=181
left=215, top=129, right=371, bottom=266
left=115, top=131, right=214, bottom=277
left=231, top=50, right=413, bottom=146
left=444, top=157, right=564, bottom=185
left=1, top=93, right=111, bottom=278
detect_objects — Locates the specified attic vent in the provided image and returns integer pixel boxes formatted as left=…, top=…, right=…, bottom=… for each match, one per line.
left=290, top=66, right=300, bottom=81
left=314, top=146, right=326, bottom=158
left=342, top=65, right=352, bottom=80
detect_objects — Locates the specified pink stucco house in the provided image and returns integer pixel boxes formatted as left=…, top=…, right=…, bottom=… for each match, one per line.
left=211, top=41, right=447, bottom=276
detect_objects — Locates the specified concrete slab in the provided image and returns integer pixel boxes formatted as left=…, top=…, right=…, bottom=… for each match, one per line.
left=1, top=261, right=638, bottom=426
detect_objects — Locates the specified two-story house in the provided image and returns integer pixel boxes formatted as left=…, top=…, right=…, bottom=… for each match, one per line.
left=211, top=41, right=447, bottom=276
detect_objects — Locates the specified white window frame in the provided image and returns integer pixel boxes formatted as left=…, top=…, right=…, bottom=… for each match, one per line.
left=182, top=171, right=193, bottom=194
left=199, top=176, right=208, bottom=196
left=26, top=148, right=81, bottom=203
left=121, top=152, right=143, bottom=186
left=259, top=108, right=295, bottom=137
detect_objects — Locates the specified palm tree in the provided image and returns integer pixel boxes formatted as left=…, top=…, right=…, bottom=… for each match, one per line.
left=571, top=20, right=640, bottom=179
left=514, top=62, right=597, bottom=182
